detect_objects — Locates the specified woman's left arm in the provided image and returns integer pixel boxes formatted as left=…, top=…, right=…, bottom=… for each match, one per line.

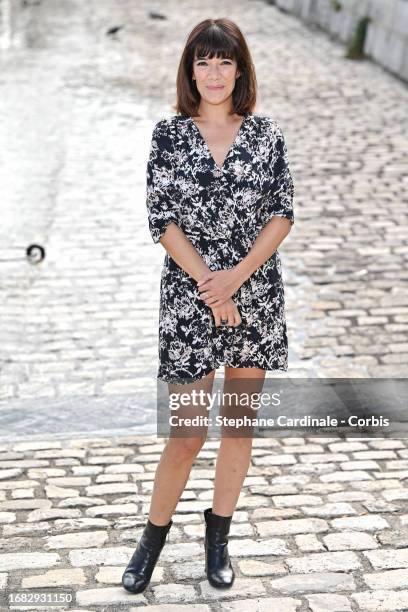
left=198, top=120, right=295, bottom=307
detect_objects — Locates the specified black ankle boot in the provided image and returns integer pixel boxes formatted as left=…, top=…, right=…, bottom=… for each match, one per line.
left=122, top=517, right=173, bottom=593
left=204, top=507, right=235, bottom=588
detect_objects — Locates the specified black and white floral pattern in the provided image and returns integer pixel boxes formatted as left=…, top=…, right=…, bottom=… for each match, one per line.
left=146, top=113, right=295, bottom=384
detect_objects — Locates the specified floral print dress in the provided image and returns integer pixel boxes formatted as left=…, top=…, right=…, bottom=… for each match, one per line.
left=146, top=113, right=295, bottom=385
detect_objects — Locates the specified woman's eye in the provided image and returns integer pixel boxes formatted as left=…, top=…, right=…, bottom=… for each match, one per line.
left=196, top=61, right=232, bottom=66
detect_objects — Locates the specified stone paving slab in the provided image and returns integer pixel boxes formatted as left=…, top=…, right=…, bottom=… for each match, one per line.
left=0, top=394, right=157, bottom=442
left=1, top=434, right=408, bottom=610
left=0, top=0, right=407, bottom=419
left=0, top=0, right=407, bottom=609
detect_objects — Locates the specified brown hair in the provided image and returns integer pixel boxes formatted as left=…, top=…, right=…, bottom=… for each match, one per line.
left=173, top=18, right=257, bottom=118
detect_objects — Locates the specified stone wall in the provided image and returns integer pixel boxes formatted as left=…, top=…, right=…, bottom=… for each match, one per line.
left=273, top=0, right=408, bottom=81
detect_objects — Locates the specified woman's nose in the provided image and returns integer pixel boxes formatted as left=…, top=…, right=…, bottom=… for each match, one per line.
left=208, top=66, right=221, bottom=76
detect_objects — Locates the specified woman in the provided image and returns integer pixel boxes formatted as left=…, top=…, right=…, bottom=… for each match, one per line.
left=122, top=17, right=294, bottom=594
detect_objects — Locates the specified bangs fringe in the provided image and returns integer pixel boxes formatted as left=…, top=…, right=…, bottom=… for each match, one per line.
left=194, top=27, right=237, bottom=60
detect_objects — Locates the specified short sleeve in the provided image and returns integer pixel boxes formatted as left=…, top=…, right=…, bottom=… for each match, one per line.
left=261, top=120, right=295, bottom=226
left=146, top=119, right=180, bottom=244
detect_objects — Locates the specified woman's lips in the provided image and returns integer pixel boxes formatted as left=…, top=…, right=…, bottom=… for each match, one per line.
left=207, top=85, right=224, bottom=90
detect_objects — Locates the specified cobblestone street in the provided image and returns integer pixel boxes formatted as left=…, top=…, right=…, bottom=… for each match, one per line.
left=1, top=0, right=407, bottom=430
left=0, top=0, right=408, bottom=609
left=3, top=435, right=408, bottom=611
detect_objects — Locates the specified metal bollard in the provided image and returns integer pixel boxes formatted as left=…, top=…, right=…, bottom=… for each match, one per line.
left=0, top=243, right=46, bottom=264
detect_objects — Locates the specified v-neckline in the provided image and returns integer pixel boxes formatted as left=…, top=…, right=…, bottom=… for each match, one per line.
left=189, top=114, right=249, bottom=171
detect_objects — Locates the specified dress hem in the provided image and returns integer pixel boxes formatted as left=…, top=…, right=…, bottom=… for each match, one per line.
left=157, top=361, right=289, bottom=385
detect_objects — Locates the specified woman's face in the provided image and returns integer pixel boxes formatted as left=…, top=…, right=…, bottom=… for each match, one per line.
left=192, top=53, right=240, bottom=105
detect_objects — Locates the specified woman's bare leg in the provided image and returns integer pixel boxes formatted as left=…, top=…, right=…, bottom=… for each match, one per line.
left=212, top=366, right=266, bottom=517
left=148, top=369, right=216, bottom=525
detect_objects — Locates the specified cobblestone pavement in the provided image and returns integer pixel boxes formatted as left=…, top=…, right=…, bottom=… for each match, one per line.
left=2, top=435, right=408, bottom=611
left=0, top=0, right=408, bottom=609
left=0, top=0, right=407, bottom=434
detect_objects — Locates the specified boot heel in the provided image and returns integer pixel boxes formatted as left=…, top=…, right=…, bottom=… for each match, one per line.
left=204, top=507, right=235, bottom=589
left=122, top=517, right=173, bottom=594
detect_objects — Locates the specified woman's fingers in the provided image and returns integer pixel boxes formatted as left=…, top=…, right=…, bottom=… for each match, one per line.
left=231, top=303, right=242, bottom=327
left=228, top=305, right=239, bottom=326
left=232, top=309, right=241, bottom=327
left=202, top=291, right=228, bottom=306
left=214, top=307, right=230, bottom=327
left=202, top=293, right=222, bottom=306
left=200, top=290, right=212, bottom=300
left=211, top=299, right=242, bottom=327
left=213, top=311, right=221, bottom=327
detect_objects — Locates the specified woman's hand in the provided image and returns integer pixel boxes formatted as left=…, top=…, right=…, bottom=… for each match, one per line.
left=210, top=298, right=242, bottom=327
left=197, top=268, right=244, bottom=307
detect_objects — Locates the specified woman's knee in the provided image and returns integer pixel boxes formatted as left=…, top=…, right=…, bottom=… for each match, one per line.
left=220, top=435, right=253, bottom=450
left=166, top=435, right=207, bottom=460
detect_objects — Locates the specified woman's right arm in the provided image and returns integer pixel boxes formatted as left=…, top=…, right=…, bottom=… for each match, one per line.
left=158, top=222, right=210, bottom=282
left=146, top=120, right=241, bottom=327
left=146, top=119, right=215, bottom=281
